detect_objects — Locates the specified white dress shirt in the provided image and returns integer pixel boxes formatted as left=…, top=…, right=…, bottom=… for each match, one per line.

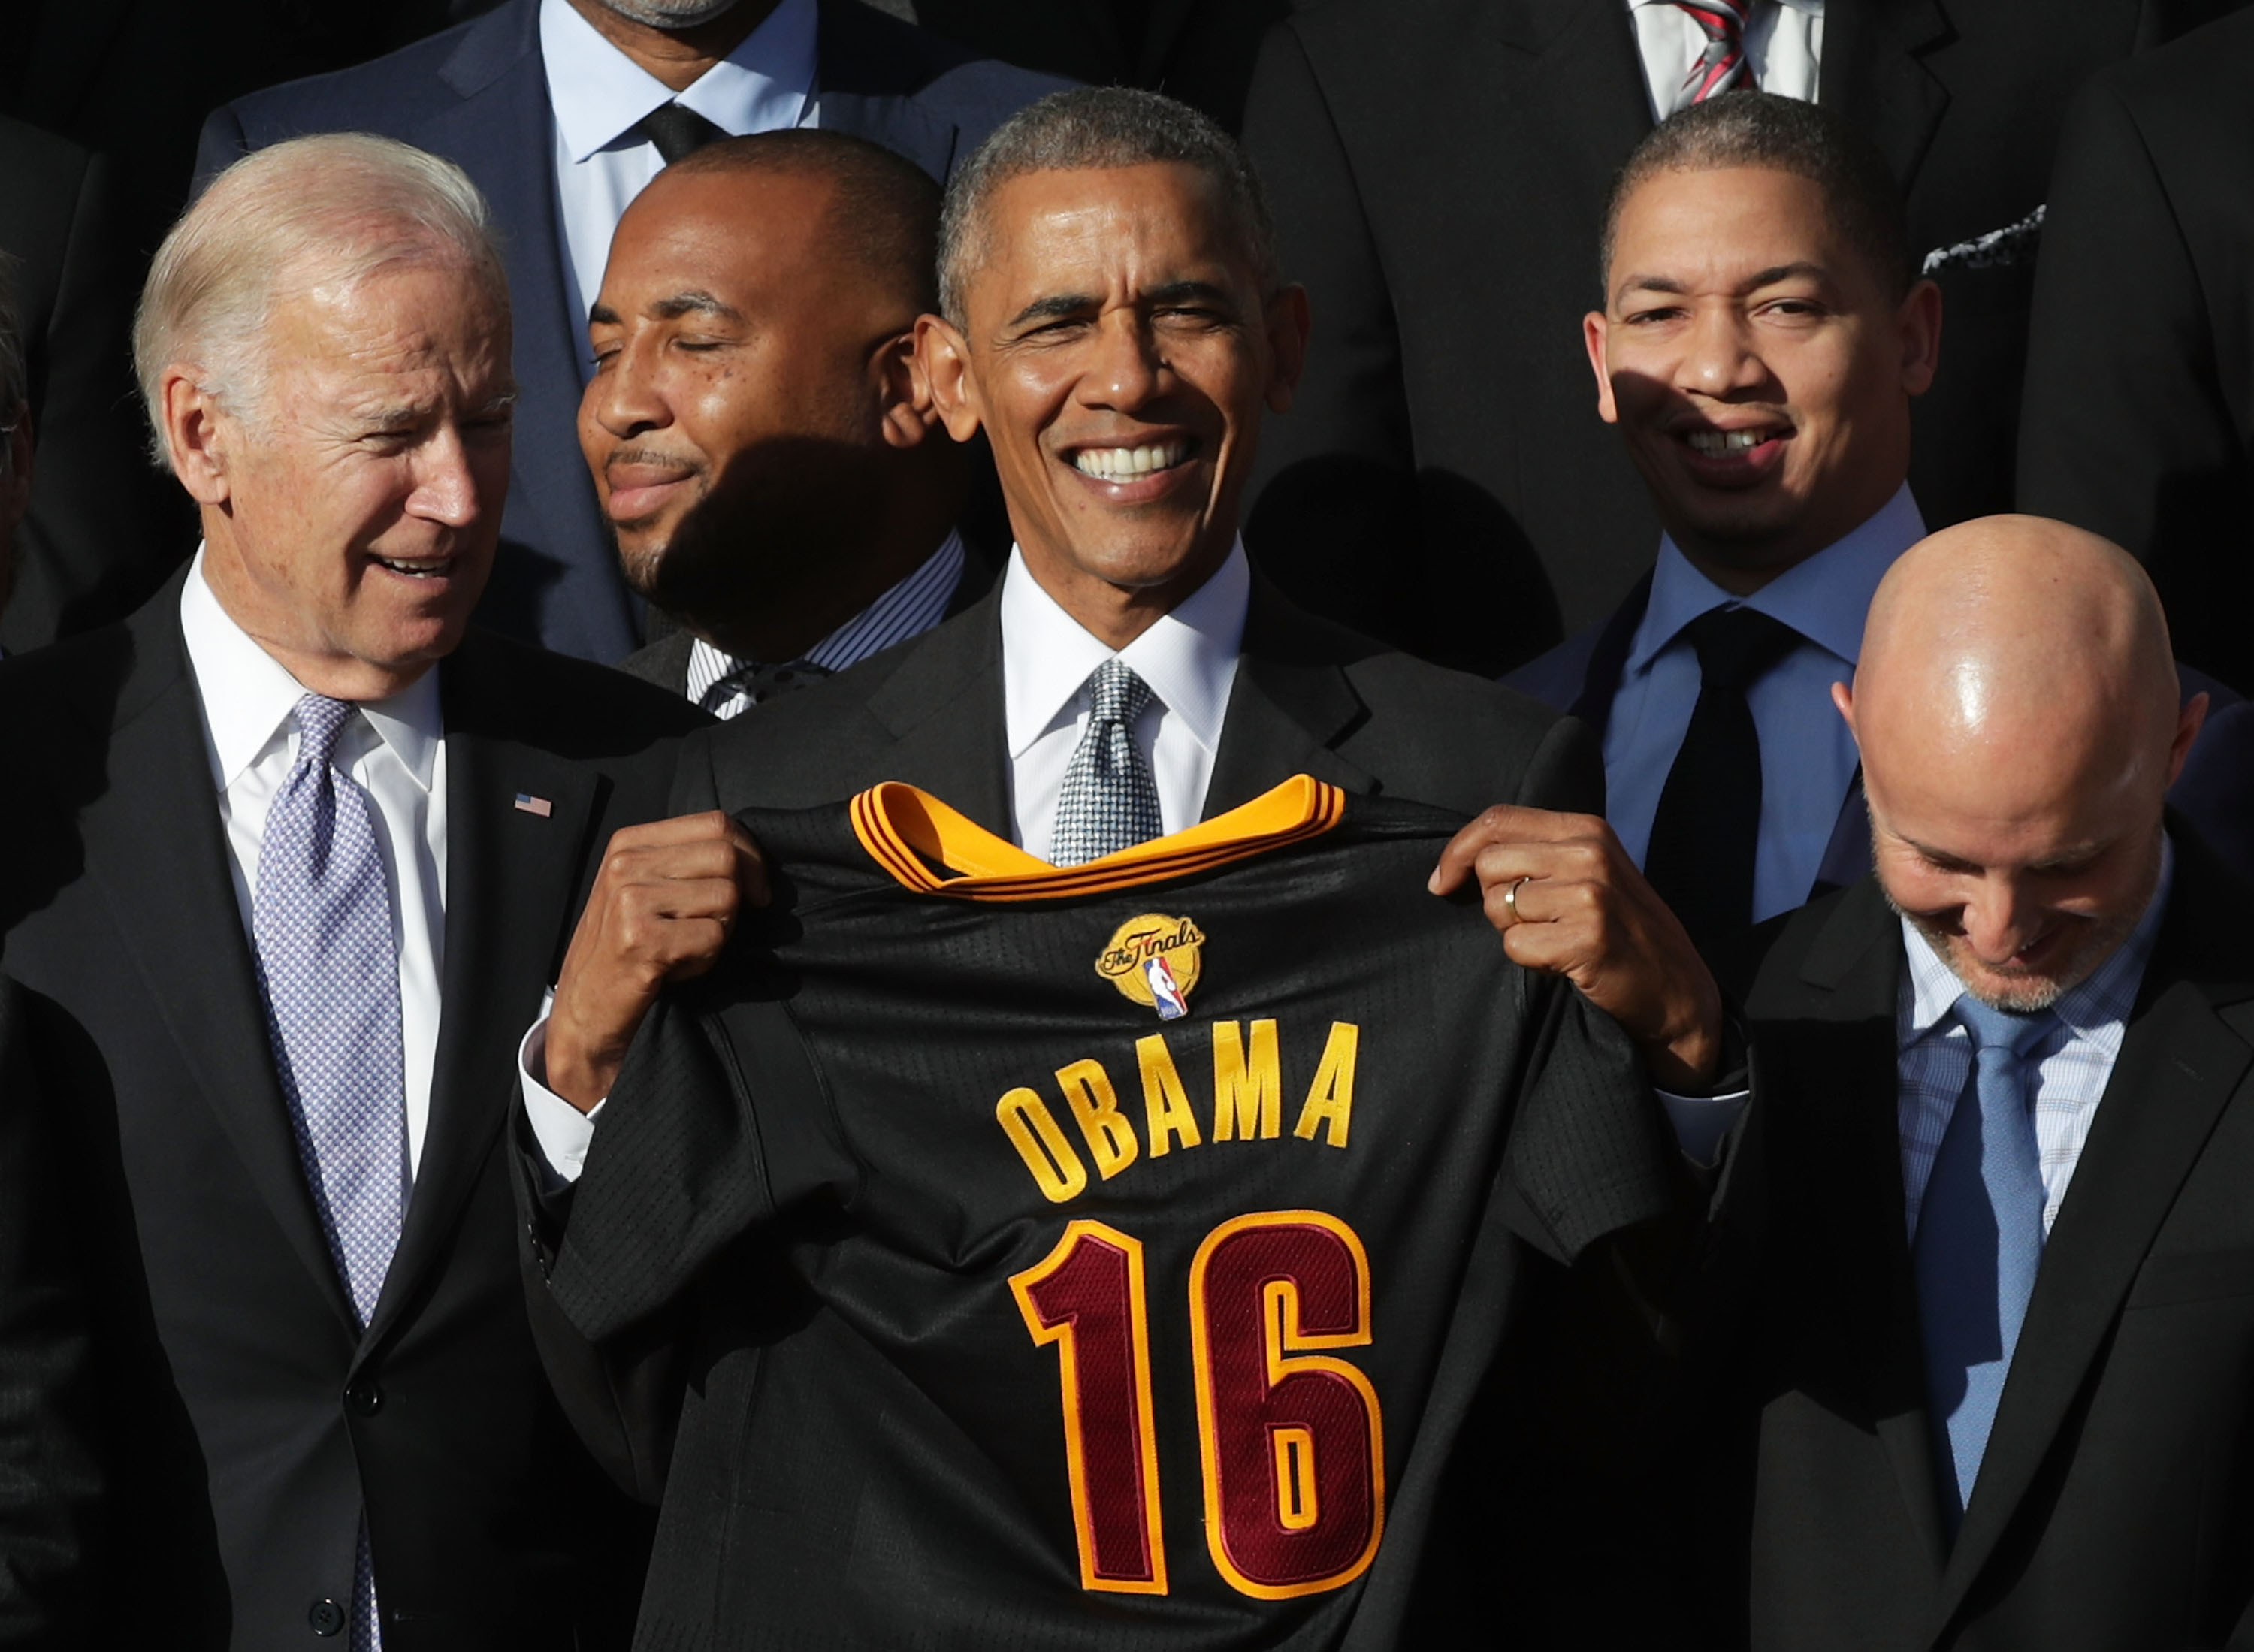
left=180, top=550, right=448, bottom=1176
left=1624, top=0, right=1823, bottom=119
left=540, top=0, right=818, bottom=376
left=1605, top=484, right=1925, bottom=923
left=520, top=540, right=1254, bottom=1179
left=684, top=531, right=967, bottom=718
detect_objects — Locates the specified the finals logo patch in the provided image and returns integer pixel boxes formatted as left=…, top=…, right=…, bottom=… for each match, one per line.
left=1097, top=914, right=1205, bottom=1021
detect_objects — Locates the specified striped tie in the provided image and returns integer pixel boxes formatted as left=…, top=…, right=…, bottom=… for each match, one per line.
left=1672, top=0, right=1755, bottom=104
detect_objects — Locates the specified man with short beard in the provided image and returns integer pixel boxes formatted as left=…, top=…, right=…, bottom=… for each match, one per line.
left=588, top=131, right=992, bottom=717
left=197, top=0, right=1062, bottom=664
left=1636, top=514, right=2254, bottom=1647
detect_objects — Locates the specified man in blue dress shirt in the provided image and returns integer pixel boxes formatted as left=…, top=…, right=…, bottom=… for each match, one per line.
left=1508, top=92, right=1941, bottom=948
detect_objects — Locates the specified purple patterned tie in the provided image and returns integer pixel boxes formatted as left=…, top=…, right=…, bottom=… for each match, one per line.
left=252, top=693, right=406, bottom=1651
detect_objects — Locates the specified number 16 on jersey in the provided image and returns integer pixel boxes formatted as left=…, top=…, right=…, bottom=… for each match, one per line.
left=1010, top=1210, right=1386, bottom=1599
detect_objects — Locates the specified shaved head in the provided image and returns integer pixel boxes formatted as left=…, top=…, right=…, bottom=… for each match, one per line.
left=1842, top=515, right=2204, bottom=1008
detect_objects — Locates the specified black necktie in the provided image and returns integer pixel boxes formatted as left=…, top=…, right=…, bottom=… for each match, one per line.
left=1641, top=606, right=1805, bottom=950
left=700, top=657, right=833, bottom=717
left=639, top=102, right=728, bottom=165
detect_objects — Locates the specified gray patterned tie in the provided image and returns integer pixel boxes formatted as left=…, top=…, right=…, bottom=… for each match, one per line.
left=252, top=693, right=406, bottom=1651
left=1050, top=659, right=1163, bottom=866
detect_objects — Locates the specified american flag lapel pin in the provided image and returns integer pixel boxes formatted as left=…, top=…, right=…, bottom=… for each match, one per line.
left=513, top=793, right=554, bottom=818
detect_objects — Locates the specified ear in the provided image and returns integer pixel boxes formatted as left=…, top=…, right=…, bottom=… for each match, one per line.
left=916, top=313, right=983, bottom=444
left=1584, top=310, right=1619, bottom=425
left=874, top=328, right=943, bottom=452
left=1831, top=678, right=1858, bottom=741
left=160, top=367, right=235, bottom=506
left=2166, top=690, right=2210, bottom=789
left=1897, top=277, right=1943, bottom=399
left=1263, top=282, right=1312, bottom=415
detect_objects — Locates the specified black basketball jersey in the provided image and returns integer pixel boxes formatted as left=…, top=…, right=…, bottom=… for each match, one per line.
left=545, top=778, right=1678, bottom=1650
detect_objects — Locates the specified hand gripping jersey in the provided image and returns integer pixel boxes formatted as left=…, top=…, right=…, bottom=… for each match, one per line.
left=543, top=778, right=1678, bottom=1650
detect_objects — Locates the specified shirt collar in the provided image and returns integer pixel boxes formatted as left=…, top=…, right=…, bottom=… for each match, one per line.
left=687, top=529, right=966, bottom=690
left=539, top=0, right=818, bottom=164
left=178, top=547, right=444, bottom=793
left=1627, top=483, right=1925, bottom=678
left=1901, top=832, right=2176, bottom=1043
left=1001, top=539, right=1250, bottom=760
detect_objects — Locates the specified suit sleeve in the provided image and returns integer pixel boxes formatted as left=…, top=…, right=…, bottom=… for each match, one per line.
left=2017, top=77, right=2243, bottom=569
left=0, top=978, right=102, bottom=1641
left=190, top=106, right=253, bottom=197
left=1238, top=23, right=1430, bottom=654
left=1, top=148, right=181, bottom=654
left=1509, top=712, right=1607, bottom=817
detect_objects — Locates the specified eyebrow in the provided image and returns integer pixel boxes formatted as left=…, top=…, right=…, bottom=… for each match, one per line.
left=1617, top=261, right=1833, bottom=298
left=1004, top=279, right=1240, bottom=330
left=650, top=289, right=744, bottom=322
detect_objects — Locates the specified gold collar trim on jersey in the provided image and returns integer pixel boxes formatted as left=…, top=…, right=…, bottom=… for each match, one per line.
left=849, top=775, right=1347, bottom=901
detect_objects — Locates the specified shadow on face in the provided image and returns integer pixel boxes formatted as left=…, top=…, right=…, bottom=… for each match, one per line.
left=1585, top=165, right=1938, bottom=590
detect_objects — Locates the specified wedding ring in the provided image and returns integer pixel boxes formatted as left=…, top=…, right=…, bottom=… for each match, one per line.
left=1502, top=876, right=1532, bottom=923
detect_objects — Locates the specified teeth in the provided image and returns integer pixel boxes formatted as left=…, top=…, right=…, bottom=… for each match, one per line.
left=373, top=557, right=449, bottom=578
left=1687, top=428, right=1772, bottom=456
left=1074, top=442, right=1186, bottom=481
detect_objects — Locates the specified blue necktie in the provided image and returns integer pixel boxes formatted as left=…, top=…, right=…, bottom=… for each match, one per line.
left=1050, top=660, right=1163, bottom=867
left=252, top=693, right=406, bottom=1650
left=1915, top=993, right=2055, bottom=1535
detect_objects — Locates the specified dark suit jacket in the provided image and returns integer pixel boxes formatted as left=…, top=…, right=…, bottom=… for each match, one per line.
left=906, top=0, right=1291, bottom=131
left=669, top=569, right=1606, bottom=826
left=193, top=0, right=1065, bottom=667
left=1709, top=832, right=2254, bottom=1650
left=0, top=569, right=706, bottom=1650
left=0, top=974, right=104, bottom=1644
left=1506, top=570, right=2254, bottom=899
left=2017, top=8, right=2254, bottom=697
left=0, top=115, right=183, bottom=651
left=615, top=528, right=1000, bottom=700
left=1239, top=0, right=2249, bottom=678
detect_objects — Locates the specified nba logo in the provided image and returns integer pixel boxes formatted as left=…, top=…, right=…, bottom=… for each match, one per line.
left=1145, top=956, right=1189, bottom=1020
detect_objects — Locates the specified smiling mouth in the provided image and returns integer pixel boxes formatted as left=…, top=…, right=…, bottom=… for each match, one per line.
left=1072, top=441, right=1192, bottom=482
left=370, top=554, right=455, bottom=579
left=1684, top=427, right=1785, bottom=457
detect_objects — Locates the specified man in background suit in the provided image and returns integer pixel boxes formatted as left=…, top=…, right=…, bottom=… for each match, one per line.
left=591, top=131, right=994, bottom=714
left=0, top=115, right=180, bottom=651
left=2017, top=6, right=2254, bottom=699
left=1663, top=515, right=2254, bottom=1647
left=197, top=0, right=1063, bottom=665
left=1510, top=92, right=1938, bottom=951
left=0, top=134, right=702, bottom=1649
left=1238, top=0, right=2249, bottom=678
left=524, top=89, right=1693, bottom=1639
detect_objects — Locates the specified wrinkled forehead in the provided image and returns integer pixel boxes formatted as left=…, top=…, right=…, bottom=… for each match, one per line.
left=965, top=164, right=1258, bottom=317
left=265, top=260, right=512, bottom=394
left=1606, top=164, right=1848, bottom=292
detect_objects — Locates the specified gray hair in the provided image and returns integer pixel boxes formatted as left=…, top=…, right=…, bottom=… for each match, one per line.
left=1600, top=91, right=1912, bottom=298
left=937, top=86, right=1280, bottom=326
left=134, top=131, right=507, bottom=468
left=0, top=250, right=23, bottom=485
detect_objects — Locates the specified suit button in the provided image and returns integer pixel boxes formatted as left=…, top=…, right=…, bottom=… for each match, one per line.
left=344, top=1381, right=382, bottom=1417
left=308, top=1599, right=346, bottom=1636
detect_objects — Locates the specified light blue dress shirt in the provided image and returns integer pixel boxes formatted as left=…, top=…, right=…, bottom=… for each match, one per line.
left=1604, top=483, right=1925, bottom=923
left=539, top=0, right=819, bottom=379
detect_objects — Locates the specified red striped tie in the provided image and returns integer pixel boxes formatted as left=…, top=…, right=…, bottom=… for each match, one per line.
left=1672, top=0, right=1754, bottom=104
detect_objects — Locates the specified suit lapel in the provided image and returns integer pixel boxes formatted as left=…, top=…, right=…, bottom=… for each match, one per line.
left=361, top=640, right=600, bottom=1353
left=1820, top=0, right=1954, bottom=197
left=79, top=602, right=357, bottom=1331
left=1933, top=857, right=2254, bottom=1627
left=1204, top=578, right=1375, bottom=814
left=1787, top=883, right=1952, bottom=1573
left=863, top=590, right=1013, bottom=834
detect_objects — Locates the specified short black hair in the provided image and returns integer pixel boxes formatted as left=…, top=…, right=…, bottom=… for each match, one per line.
left=937, top=86, right=1279, bottom=326
left=665, top=128, right=944, bottom=312
left=1599, top=92, right=1913, bottom=299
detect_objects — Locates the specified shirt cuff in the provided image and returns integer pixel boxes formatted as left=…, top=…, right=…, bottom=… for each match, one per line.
left=1655, top=1088, right=1748, bottom=1169
left=519, top=1000, right=604, bottom=1185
